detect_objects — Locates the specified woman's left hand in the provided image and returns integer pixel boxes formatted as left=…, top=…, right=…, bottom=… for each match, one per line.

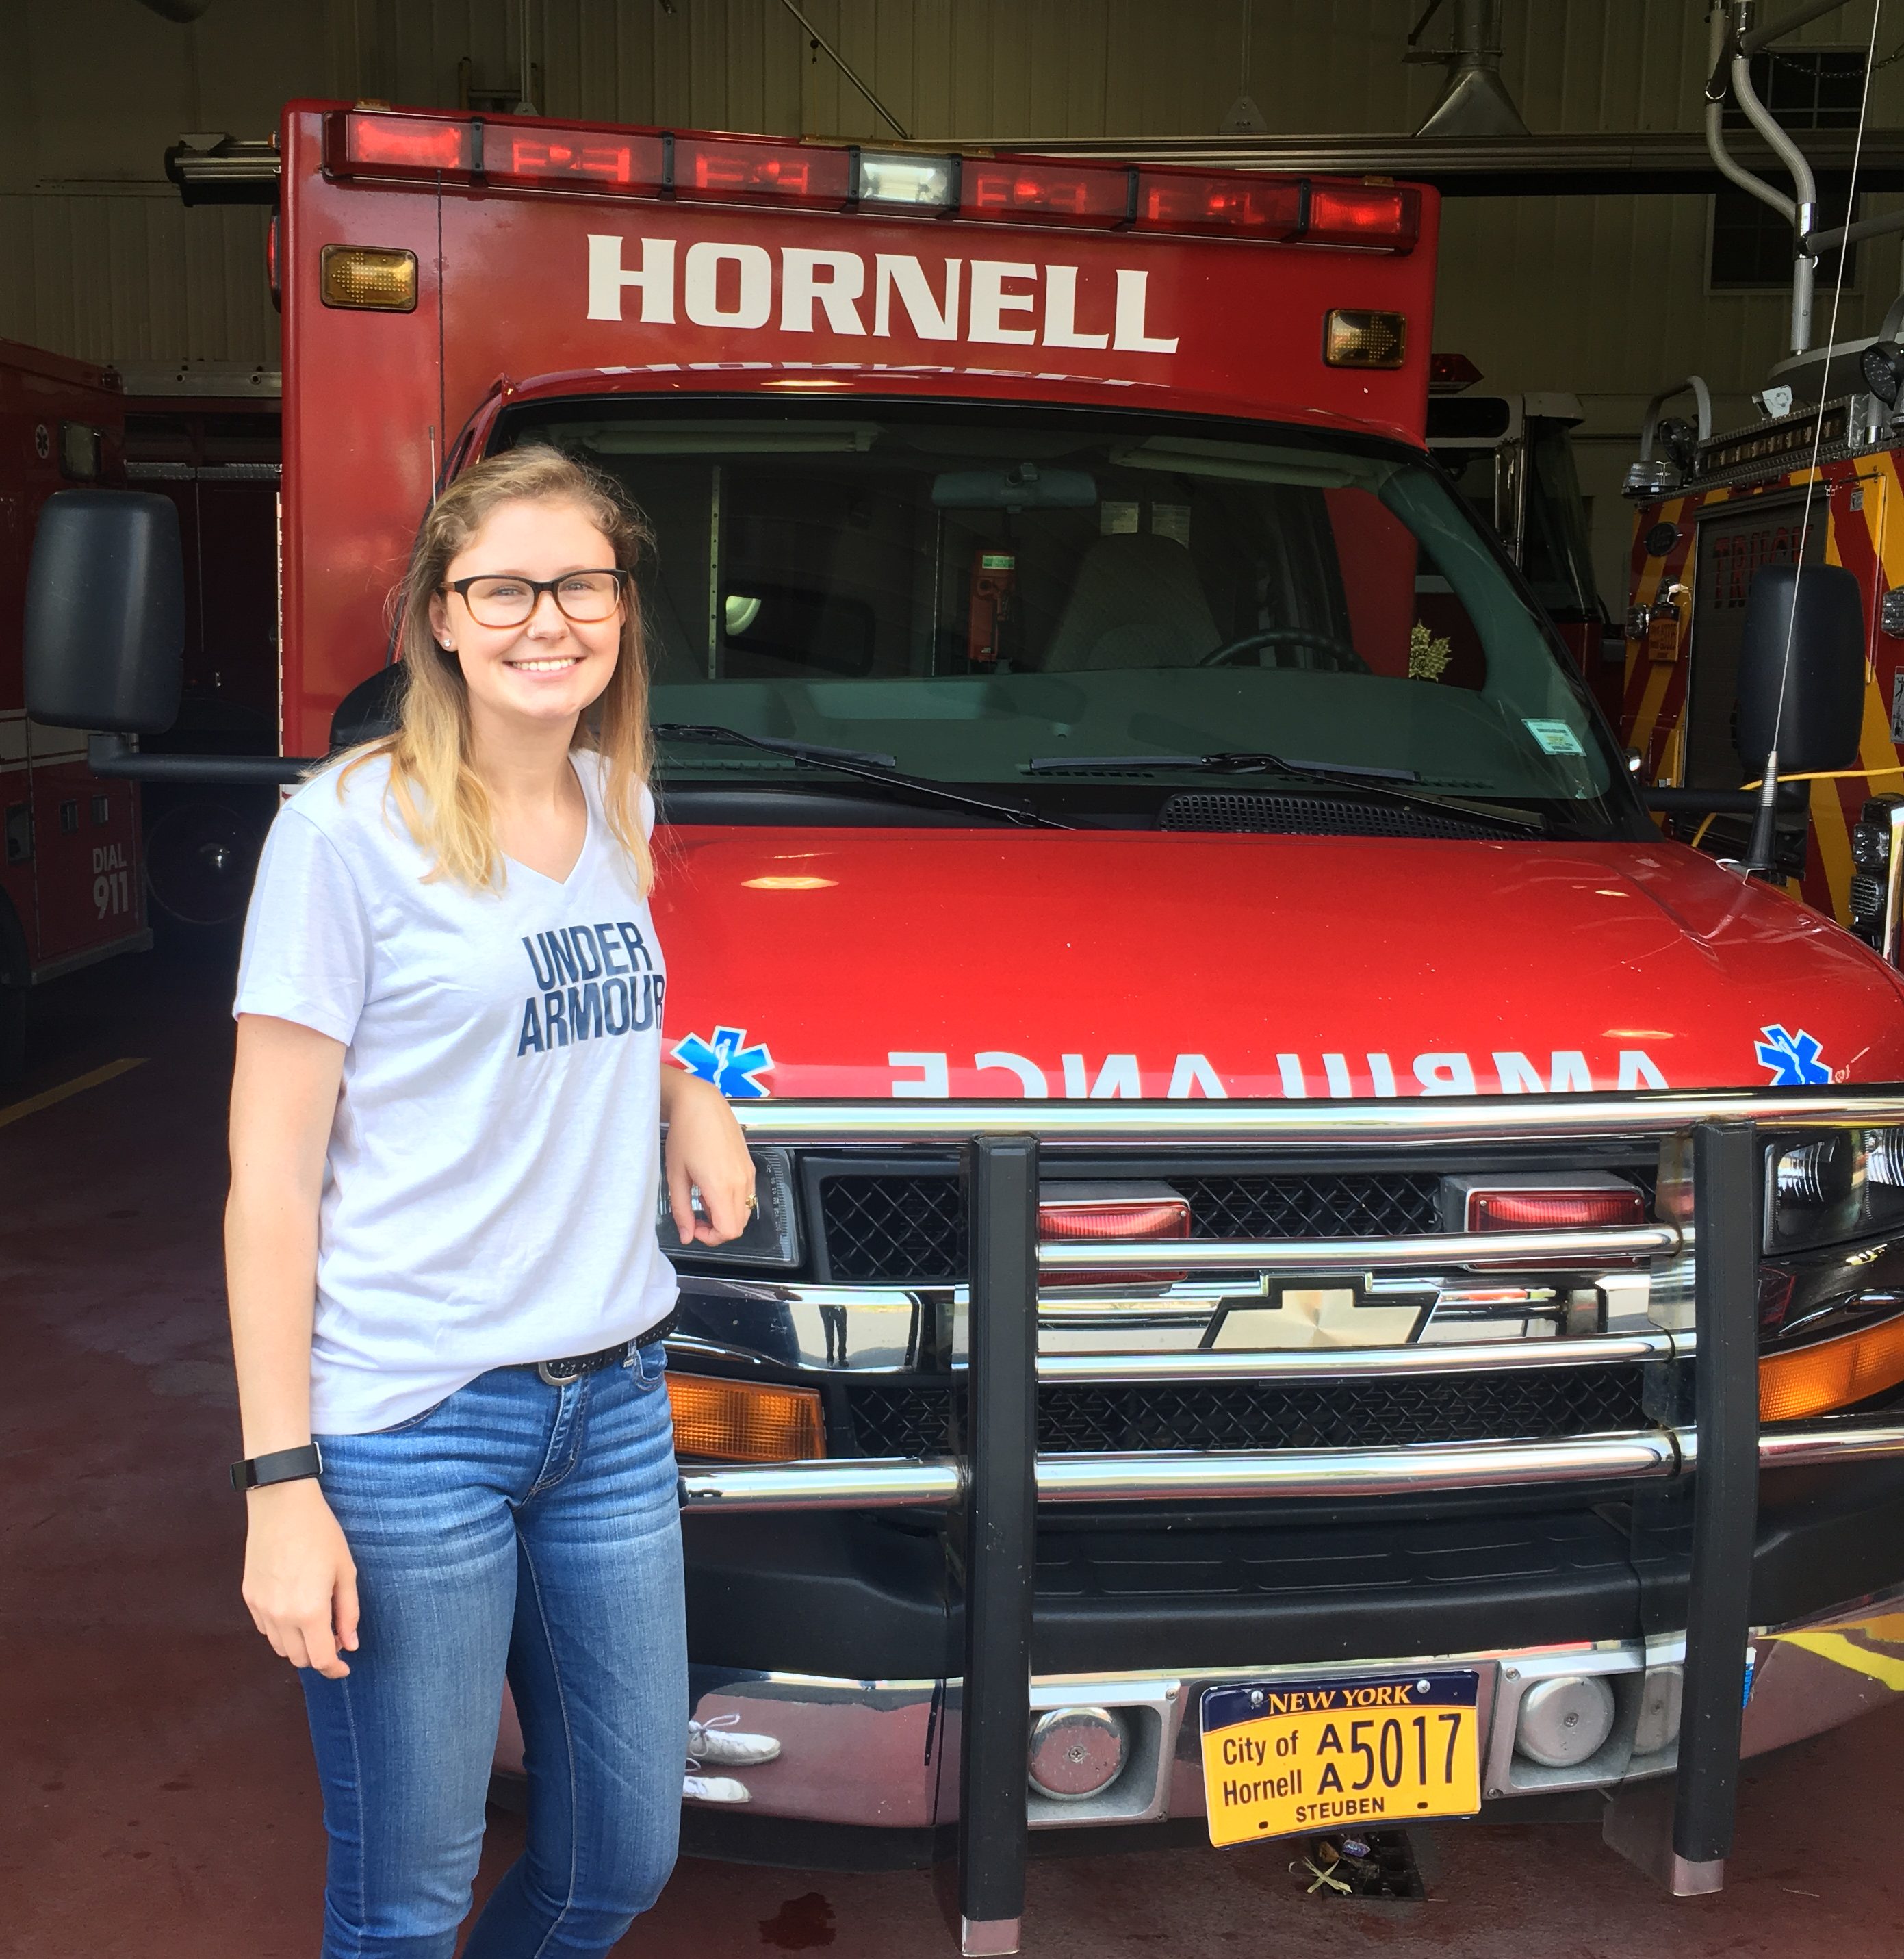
left=660, top=1071, right=756, bottom=1246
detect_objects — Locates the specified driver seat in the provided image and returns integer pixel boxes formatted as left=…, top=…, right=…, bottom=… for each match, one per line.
left=1042, top=533, right=1222, bottom=670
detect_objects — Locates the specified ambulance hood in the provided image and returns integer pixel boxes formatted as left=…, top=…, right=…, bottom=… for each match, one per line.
left=649, top=827, right=1904, bottom=1101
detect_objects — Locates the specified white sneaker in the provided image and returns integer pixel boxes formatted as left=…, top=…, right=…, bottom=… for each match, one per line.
left=682, top=1772, right=751, bottom=1804
left=689, top=1714, right=783, bottom=1767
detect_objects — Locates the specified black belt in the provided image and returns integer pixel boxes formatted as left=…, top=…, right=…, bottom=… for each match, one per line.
left=530, top=1311, right=676, bottom=1387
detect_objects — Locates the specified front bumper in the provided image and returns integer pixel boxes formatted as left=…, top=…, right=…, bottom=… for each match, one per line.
left=647, top=1096, right=1904, bottom=1931
left=675, top=1579, right=1904, bottom=1834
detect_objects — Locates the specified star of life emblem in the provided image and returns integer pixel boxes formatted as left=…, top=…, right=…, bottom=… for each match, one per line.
left=1754, top=1024, right=1830, bottom=1087
left=672, top=1025, right=775, bottom=1099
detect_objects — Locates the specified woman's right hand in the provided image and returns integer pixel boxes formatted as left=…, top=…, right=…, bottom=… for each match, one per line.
left=241, top=1479, right=360, bottom=1678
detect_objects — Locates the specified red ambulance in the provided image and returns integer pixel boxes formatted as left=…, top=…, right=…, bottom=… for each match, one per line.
left=0, top=340, right=146, bottom=1081
left=29, top=104, right=1904, bottom=1939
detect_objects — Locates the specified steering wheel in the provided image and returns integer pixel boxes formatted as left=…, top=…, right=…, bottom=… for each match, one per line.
left=1197, top=627, right=1365, bottom=672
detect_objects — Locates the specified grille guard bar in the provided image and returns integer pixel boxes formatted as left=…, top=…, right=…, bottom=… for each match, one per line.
left=728, top=1086, right=1904, bottom=1145
left=676, top=1421, right=1904, bottom=1511
left=699, top=1089, right=1903, bottom=1943
left=1036, top=1221, right=1682, bottom=1269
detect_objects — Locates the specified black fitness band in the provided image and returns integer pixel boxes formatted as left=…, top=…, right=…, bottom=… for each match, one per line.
left=230, top=1442, right=325, bottom=1493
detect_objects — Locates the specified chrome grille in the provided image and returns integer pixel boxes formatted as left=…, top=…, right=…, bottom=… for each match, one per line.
left=819, top=1174, right=964, bottom=1283
left=1851, top=870, right=1886, bottom=920
left=1172, top=1171, right=1440, bottom=1240
left=816, top=1168, right=1445, bottom=1282
left=845, top=1366, right=1652, bottom=1459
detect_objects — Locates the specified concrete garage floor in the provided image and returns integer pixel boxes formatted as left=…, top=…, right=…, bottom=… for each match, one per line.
left=5, top=943, right=1903, bottom=1958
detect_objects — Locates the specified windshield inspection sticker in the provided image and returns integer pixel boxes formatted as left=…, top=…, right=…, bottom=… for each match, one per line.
left=673, top=1026, right=775, bottom=1099
left=1522, top=719, right=1586, bottom=756
left=1755, top=1025, right=1831, bottom=1086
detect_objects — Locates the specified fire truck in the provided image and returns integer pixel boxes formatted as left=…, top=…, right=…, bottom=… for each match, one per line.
left=26, top=101, right=1904, bottom=1950
left=1619, top=1, right=1904, bottom=955
left=0, top=340, right=146, bottom=1083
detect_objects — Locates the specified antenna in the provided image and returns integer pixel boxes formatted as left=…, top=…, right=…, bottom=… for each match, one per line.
left=1708, top=1, right=1883, bottom=872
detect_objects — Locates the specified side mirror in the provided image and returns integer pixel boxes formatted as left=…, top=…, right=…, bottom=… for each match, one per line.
left=1735, top=562, right=1865, bottom=776
left=24, top=490, right=185, bottom=732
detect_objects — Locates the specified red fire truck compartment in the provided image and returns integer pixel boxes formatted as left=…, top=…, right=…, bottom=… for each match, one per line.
left=0, top=339, right=146, bottom=1073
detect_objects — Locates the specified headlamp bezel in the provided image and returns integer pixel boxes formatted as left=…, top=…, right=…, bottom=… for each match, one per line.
left=1766, top=1126, right=1904, bottom=1252
left=658, top=1144, right=802, bottom=1270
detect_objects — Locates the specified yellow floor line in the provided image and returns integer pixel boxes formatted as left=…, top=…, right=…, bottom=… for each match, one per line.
left=0, top=1057, right=146, bottom=1131
left=1773, top=1630, right=1904, bottom=1693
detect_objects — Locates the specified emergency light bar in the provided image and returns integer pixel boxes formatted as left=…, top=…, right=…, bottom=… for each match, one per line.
left=494, top=130, right=667, bottom=193
left=324, top=109, right=1421, bottom=253
left=335, top=111, right=470, bottom=177
left=1137, top=170, right=1304, bottom=240
left=677, top=132, right=853, bottom=208
left=963, top=159, right=1133, bottom=226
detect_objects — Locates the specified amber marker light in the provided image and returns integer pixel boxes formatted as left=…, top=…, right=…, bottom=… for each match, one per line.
left=742, top=875, right=837, bottom=890
left=1322, top=308, right=1408, bottom=369
left=320, top=245, right=418, bottom=311
left=666, top=1374, right=826, bottom=1462
left=1759, top=1314, right=1904, bottom=1423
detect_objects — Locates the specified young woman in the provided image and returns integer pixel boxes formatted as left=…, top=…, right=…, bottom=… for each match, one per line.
left=224, top=445, right=754, bottom=1958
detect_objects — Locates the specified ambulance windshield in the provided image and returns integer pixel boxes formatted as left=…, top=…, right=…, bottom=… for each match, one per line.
left=495, top=400, right=1631, bottom=834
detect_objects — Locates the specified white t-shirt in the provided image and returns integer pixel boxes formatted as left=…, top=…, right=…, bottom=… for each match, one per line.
left=233, top=748, right=678, bottom=1435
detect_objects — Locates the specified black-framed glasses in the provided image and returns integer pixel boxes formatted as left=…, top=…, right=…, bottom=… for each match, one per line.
left=446, top=569, right=630, bottom=628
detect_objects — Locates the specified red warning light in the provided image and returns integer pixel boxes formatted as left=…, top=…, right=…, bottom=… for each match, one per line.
left=496, top=127, right=667, bottom=191
left=340, top=113, right=470, bottom=175
left=675, top=135, right=851, bottom=208
left=1135, top=170, right=1303, bottom=240
left=1430, top=351, right=1485, bottom=394
left=962, top=161, right=1131, bottom=225
left=1305, top=181, right=1421, bottom=251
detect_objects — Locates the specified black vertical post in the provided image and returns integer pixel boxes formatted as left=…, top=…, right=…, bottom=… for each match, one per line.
left=1673, top=1120, right=1760, bottom=1884
left=958, top=1136, right=1039, bottom=1958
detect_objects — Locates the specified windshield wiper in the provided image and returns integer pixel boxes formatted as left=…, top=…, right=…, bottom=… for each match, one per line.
left=1025, top=748, right=1543, bottom=834
left=658, top=726, right=898, bottom=769
left=654, top=723, right=1067, bottom=828
left=1027, top=753, right=1419, bottom=784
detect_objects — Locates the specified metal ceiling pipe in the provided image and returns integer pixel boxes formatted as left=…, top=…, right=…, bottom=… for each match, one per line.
left=1412, top=0, right=1529, bottom=140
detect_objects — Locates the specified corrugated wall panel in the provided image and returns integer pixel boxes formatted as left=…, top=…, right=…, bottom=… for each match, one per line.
left=0, top=194, right=272, bottom=367
left=2, top=0, right=1902, bottom=421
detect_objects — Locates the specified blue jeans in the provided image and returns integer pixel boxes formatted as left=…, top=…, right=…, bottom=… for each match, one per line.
left=301, top=1344, right=686, bottom=1959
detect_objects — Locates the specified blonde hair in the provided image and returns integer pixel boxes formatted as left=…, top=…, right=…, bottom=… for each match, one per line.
left=339, top=445, right=656, bottom=894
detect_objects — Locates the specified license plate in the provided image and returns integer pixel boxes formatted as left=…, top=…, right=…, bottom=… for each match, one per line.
left=1199, top=1669, right=1481, bottom=1847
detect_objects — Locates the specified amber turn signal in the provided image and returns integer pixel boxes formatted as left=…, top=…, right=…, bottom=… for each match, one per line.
left=320, top=244, right=418, bottom=312
left=1758, top=1311, right=1904, bottom=1423
left=666, top=1372, right=825, bottom=1462
left=1323, top=308, right=1408, bottom=369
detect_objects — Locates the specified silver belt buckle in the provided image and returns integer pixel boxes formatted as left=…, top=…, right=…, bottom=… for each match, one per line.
left=537, top=1357, right=582, bottom=1387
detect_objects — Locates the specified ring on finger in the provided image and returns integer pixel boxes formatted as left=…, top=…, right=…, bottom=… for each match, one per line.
left=745, top=1192, right=759, bottom=1214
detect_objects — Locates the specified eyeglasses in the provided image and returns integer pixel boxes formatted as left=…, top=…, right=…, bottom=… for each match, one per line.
left=446, top=569, right=630, bottom=628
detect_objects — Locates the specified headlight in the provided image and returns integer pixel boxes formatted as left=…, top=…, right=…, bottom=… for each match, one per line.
left=1866, top=1125, right=1904, bottom=1234
left=656, top=1144, right=801, bottom=1268
left=1766, top=1127, right=1904, bottom=1250
left=1768, top=1131, right=1864, bottom=1249
left=1869, top=1127, right=1904, bottom=1190
left=1775, top=1133, right=1862, bottom=1208
left=1849, top=796, right=1904, bottom=953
